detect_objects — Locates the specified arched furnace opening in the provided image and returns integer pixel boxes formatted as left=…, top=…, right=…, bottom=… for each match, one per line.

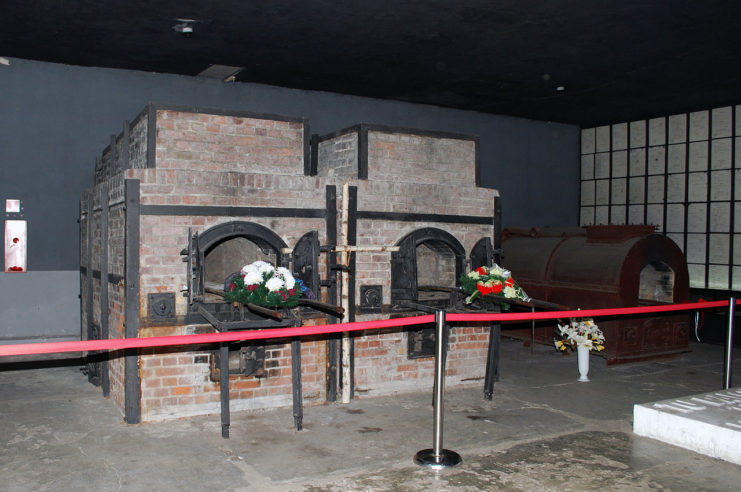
left=390, top=227, right=466, bottom=307
left=188, top=221, right=289, bottom=309
left=204, top=236, right=277, bottom=300
left=638, top=261, right=674, bottom=304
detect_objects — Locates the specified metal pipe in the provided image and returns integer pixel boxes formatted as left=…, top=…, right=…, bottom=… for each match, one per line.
left=245, top=303, right=283, bottom=320
left=414, top=310, right=461, bottom=468
left=297, top=298, right=345, bottom=316
left=432, top=310, right=445, bottom=456
left=332, top=245, right=400, bottom=253
left=724, top=297, right=735, bottom=389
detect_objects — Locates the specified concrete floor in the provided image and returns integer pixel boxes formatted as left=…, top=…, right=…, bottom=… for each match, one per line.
left=2, top=338, right=741, bottom=491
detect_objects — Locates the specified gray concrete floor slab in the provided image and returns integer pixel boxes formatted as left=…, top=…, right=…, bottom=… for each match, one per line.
left=2, top=338, right=741, bottom=491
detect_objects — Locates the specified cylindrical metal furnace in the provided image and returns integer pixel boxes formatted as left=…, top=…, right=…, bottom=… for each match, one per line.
left=501, top=225, right=690, bottom=363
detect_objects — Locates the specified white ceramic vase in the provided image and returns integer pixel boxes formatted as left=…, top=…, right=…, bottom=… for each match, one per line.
left=577, top=345, right=590, bottom=382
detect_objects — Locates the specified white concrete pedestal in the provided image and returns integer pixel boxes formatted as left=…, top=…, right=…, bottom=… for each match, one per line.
left=633, top=388, right=741, bottom=465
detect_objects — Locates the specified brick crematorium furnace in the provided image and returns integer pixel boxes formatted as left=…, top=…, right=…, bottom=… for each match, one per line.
left=79, top=104, right=499, bottom=432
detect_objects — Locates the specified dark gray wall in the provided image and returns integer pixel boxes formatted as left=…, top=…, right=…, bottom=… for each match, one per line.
left=1, top=58, right=578, bottom=271
left=0, top=58, right=578, bottom=341
left=0, top=272, right=80, bottom=342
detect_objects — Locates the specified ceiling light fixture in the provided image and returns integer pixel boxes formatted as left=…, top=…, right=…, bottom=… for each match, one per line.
left=173, top=18, right=197, bottom=38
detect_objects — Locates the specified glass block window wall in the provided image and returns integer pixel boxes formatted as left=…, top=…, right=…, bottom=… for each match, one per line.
left=580, top=105, right=740, bottom=290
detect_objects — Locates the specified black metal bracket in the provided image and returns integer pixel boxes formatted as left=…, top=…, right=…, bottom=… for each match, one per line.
left=400, top=300, right=439, bottom=314
left=210, top=344, right=266, bottom=381
left=148, top=292, right=176, bottom=320
left=358, top=285, right=383, bottom=313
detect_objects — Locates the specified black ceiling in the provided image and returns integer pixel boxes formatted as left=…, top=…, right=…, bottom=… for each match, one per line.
left=4, top=1, right=741, bottom=127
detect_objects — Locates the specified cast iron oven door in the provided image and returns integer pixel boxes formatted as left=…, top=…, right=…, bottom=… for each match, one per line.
left=390, top=227, right=466, bottom=308
left=184, top=222, right=324, bottom=322
left=186, top=221, right=289, bottom=317
left=470, top=237, right=494, bottom=271
left=292, top=230, right=320, bottom=306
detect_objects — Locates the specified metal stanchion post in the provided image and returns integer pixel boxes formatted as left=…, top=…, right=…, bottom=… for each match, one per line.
left=414, top=310, right=462, bottom=469
left=724, top=297, right=735, bottom=390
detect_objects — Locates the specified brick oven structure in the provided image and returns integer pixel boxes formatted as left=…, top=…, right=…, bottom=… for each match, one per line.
left=80, top=104, right=499, bottom=427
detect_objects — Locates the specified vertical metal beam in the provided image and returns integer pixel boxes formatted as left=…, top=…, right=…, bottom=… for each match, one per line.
left=643, top=121, right=649, bottom=225
left=493, top=195, right=502, bottom=264
left=79, top=198, right=86, bottom=341
left=607, top=124, right=613, bottom=224
left=347, top=185, right=358, bottom=399
left=705, top=113, right=713, bottom=288
left=121, top=120, right=130, bottom=173
left=108, top=135, right=117, bottom=182
left=291, top=338, right=304, bottom=430
left=100, top=183, right=110, bottom=397
left=662, top=116, right=669, bottom=236
left=309, top=133, right=319, bottom=176
left=85, top=191, right=96, bottom=385
left=357, top=124, right=368, bottom=180
left=220, top=344, right=230, bottom=438
left=730, top=106, right=737, bottom=290
left=325, top=185, right=339, bottom=402
left=682, top=113, right=690, bottom=258
left=474, top=136, right=482, bottom=187
left=625, top=123, right=631, bottom=223
left=578, top=131, right=585, bottom=224
left=484, top=195, right=503, bottom=398
left=146, top=104, right=157, bottom=169
left=483, top=316, right=501, bottom=400
left=303, top=122, right=312, bottom=176
left=124, top=179, right=141, bottom=424
left=85, top=195, right=94, bottom=345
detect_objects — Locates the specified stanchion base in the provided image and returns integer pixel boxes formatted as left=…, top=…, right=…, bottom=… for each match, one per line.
left=414, top=448, right=462, bottom=469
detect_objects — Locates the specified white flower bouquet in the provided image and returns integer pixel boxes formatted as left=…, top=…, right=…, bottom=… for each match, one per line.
left=554, top=318, right=605, bottom=352
left=224, top=261, right=304, bottom=308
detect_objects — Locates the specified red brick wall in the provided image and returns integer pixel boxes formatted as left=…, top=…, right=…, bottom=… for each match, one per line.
left=153, top=109, right=304, bottom=175
left=326, top=128, right=496, bottom=393
left=84, top=105, right=500, bottom=422
left=367, top=131, right=477, bottom=187
left=317, top=131, right=358, bottom=178
left=352, top=322, right=490, bottom=397
left=107, top=193, right=127, bottom=416
left=138, top=321, right=327, bottom=421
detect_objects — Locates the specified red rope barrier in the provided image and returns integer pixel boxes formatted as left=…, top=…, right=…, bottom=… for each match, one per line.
left=0, top=299, right=730, bottom=358
left=446, top=300, right=730, bottom=322
left=0, top=315, right=435, bottom=357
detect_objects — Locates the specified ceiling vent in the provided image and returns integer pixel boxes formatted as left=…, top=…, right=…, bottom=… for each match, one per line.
left=197, top=65, right=244, bottom=83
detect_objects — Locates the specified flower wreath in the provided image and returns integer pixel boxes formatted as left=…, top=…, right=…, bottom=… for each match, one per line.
left=459, top=263, right=530, bottom=310
left=224, top=261, right=305, bottom=309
